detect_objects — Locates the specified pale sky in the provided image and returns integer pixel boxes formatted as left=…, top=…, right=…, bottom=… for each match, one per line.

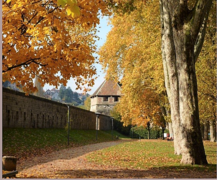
left=43, top=16, right=112, bottom=95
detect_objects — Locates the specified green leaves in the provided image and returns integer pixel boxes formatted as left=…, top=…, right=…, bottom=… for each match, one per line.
left=57, top=0, right=80, bottom=18
left=68, top=5, right=80, bottom=18
left=57, top=0, right=67, bottom=7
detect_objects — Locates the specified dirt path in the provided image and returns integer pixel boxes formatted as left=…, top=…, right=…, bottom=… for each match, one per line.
left=16, top=140, right=216, bottom=179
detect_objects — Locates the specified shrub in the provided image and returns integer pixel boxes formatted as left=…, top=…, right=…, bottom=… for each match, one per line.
left=130, top=126, right=169, bottom=139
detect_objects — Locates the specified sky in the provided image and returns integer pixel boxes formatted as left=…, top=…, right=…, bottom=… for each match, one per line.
left=43, top=16, right=112, bottom=95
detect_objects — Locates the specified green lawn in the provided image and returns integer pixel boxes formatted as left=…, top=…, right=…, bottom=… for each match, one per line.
left=3, top=128, right=124, bottom=159
left=87, top=140, right=216, bottom=172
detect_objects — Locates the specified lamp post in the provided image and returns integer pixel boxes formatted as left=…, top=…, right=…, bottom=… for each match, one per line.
left=95, top=112, right=100, bottom=141
left=162, top=120, right=166, bottom=140
left=66, top=105, right=70, bottom=145
left=111, top=117, right=114, bottom=140
left=147, top=121, right=150, bottom=139
left=131, top=125, right=134, bottom=138
left=162, top=126, right=165, bottom=140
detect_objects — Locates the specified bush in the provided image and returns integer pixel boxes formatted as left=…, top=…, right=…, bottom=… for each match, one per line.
left=130, top=126, right=169, bottom=139
left=113, top=119, right=131, bottom=136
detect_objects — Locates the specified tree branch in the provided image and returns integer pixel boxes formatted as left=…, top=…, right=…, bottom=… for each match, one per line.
left=193, top=6, right=210, bottom=62
left=2, top=58, right=48, bottom=73
left=48, top=6, right=58, bottom=14
left=27, top=11, right=38, bottom=24
left=190, top=0, right=212, bottom=42
left=34, top=16, right=45, bottom=27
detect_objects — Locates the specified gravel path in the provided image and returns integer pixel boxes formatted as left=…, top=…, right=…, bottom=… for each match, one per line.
left=16, top=140, right=216, bottom=179
left=16, top=140, right=132, bottom=178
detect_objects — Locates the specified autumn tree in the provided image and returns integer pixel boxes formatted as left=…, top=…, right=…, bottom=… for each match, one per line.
left=196, top=5, right=216, bottom=142
left=99, top=0, right=165, bottom=128
left=101, top=0, right=214, bottom=165
left=99, top=0, right=171, bottom=133
left=159, top=0, right=214, bottom=164
left=2, top=0, right=110, bottom=94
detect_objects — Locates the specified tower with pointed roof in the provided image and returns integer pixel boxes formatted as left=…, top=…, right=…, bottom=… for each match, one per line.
left=90, top=79, right=122, bottom=116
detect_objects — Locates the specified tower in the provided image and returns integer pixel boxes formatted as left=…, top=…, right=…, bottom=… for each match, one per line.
left=90, top=79, right=122, bottom=116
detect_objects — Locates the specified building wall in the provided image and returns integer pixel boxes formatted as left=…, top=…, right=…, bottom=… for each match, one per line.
left=90, top=96, right=120, bottom=115
left=3, top=88, right=111, bottom=130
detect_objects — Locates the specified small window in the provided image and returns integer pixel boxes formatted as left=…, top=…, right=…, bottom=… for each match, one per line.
left=16, top=111, right=19, bottom=121
left=24, top=112, right=26, bottom=121
left=114, top=97, right=119, bottom=102
left=103, top=97, right=108, bottom=101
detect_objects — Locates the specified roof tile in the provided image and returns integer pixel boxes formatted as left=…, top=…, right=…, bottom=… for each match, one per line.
left=91, top=79, right=122, bottom=97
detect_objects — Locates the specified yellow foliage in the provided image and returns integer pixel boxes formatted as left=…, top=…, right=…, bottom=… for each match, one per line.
left=57, top=0, right=67, bottom=7
left=99, top=0, right=165, bottom=127
left=196, top=2, right=216, bottom=123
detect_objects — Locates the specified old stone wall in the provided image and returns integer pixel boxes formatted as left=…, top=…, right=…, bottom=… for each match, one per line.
left=3, top=88, right=112, bottom=130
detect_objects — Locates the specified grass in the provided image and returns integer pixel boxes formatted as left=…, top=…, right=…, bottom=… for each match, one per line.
left=3, top=128, right=123, bottom=159
left=86, top=140, right=216, bottom=172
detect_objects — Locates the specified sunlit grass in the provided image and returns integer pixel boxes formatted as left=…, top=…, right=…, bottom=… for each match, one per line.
left=87, top=140, right=216, bottom=172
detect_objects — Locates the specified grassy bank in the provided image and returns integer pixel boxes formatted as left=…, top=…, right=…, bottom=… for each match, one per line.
left=3, top=128, right=128, bottom=160
left=87, top=140, right=216, bottom=173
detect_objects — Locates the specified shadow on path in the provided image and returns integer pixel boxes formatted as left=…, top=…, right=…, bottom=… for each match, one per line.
left=17, top=164, right=216, bottom=179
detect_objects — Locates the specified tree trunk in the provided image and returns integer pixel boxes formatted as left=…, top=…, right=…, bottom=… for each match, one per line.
left=209, top=120, right=216, bottom=142
left=166, top=122, right=169, bottom=130
left=160, top=0, right=182, bottom=155
left=204, top=120, right=209, bottom=140
left=159, top=0, right=212, bottom=165
left=148, top=129, right=150, bottom=139
left=168, top=122, right=173, bottom=138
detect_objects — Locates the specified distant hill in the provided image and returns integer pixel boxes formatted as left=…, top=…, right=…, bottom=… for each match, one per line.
left=2, top=81, right=89, bottom=107
left=2, top=81, right=21, bottom=91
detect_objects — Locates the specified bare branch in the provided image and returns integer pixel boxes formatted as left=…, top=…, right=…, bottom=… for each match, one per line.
left=34, top=16, right=45, bottom=27
left=193, top=8, right=210, bottom=62
left=27, top=11, right=38, bottom=24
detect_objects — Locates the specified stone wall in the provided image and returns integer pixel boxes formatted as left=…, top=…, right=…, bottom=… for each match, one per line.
left=3, top=88, right=112, bottom=130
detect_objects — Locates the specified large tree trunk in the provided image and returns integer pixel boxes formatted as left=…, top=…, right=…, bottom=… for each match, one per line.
left=209, top=120, right=216, bottom=142
left=159, top=0, right=212, bottom=165
left=168, top=122, right=173, bottom=138
left=160, top=0, right=182, bottom=156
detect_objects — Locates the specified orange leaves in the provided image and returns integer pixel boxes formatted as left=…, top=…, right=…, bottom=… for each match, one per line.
left=2, top=0, right=110, bottom=94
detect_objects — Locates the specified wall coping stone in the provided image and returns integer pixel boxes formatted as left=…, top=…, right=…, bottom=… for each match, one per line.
left=3, top=87, right=111, bottom=118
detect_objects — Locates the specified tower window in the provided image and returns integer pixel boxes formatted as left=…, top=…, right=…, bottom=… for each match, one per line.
left=114, top=97, right=119, bottom=102
left=103, top=97, right=108, bottom=101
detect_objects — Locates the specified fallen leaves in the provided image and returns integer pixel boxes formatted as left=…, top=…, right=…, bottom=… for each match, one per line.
left=5, top=138, right=216, bottom=179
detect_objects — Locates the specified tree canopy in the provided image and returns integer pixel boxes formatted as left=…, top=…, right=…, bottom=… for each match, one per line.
left=99, top=0, right=165, bottom=127
left=2, top=0, right=110, bottom=93
left=99, top=0, right=214, bottom=165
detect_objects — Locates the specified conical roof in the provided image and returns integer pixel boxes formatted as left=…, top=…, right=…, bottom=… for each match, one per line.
left=91, top=79, right=122, bottom=97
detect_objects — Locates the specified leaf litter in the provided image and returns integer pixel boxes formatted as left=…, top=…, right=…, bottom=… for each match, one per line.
left=14, top=140, right=216, bottom=179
